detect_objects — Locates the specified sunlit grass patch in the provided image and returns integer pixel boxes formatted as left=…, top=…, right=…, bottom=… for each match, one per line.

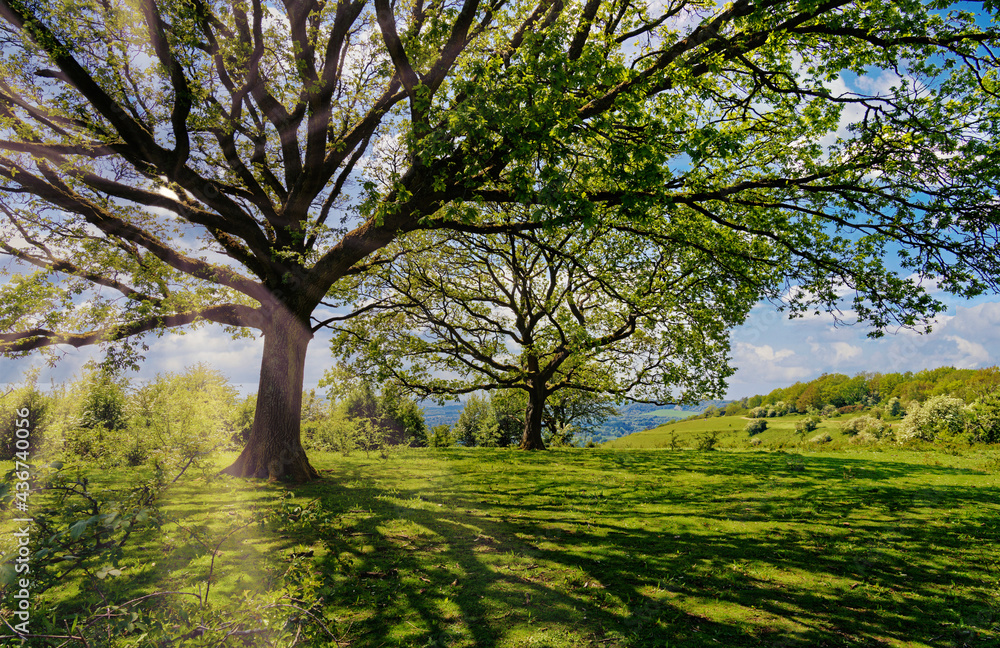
left=3, top=446, right=999, bottom=646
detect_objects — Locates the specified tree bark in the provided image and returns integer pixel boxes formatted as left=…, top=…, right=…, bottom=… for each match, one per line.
left=221, top=307, right=319, bottom=481
left=520, top=388, right=547, bottom=450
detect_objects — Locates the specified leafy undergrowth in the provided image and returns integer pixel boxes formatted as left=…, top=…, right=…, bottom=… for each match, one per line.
left=3, top=447, right=1000, bottom=647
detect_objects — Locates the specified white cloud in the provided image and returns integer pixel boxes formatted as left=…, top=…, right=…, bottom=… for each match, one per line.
left=727, top=297, right=1000, bottom=398
left=807, top=340, right=863, bottom=365
left=943, top=335, right=990, bottom=367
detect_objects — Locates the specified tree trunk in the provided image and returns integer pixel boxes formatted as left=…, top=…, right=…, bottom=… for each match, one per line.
left=221, top=308, right=319, bottom=481
left=520, top=388, right=547, bottom=450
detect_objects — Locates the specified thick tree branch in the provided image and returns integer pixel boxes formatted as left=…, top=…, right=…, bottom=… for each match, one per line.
left=0, top=304, right=263, bottom=353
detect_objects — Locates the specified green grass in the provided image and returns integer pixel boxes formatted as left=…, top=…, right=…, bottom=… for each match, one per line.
left=604, top=414, right=881, bottom=449
left=4, top=447, right=1000, bottom=647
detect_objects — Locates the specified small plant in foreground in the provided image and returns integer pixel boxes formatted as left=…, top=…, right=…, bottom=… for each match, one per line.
left=695, top=431, right=720, bottom=451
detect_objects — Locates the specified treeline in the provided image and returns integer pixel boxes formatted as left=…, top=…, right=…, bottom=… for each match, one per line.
left=704, top=366, right=1000, bottom=420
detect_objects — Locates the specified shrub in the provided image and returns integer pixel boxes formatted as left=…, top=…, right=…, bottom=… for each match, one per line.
left=79, top=371, right=130, bottom=431
left=748, top=406, right=767, bottom=419
left=837, top=404, right=865, bottom=415
left=745, top=419, right=767, bottom=436
left=0, top=378, right=50, bottom=460
left=966, top=392, right=1000, bottom=443
left=304, top=407, right=360, bottom=454
left=695, top=431, right=720, bottom=451
left=849, top=430, right=878, bottom=445
left=429, top=424, right=454, bottom=448
left=127, top=365, right=239, bottom=471
left=749, top=437, right=762, bottom=447
left=810, top=432, right=833, bottom=444
left=821, top=404, right=838, bottom=418
left=840, top=415, right=891, bottom=439
left=897, top=395, right=968, bottom=443
left=795, top=416, right=820, bottom=435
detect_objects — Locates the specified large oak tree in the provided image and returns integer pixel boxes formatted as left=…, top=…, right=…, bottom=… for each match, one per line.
left=1, top=0, right=1000, bottom=479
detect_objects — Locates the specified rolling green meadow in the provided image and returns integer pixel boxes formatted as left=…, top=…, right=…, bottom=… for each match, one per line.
left=3, top=444, right=999, bottom=647
left=603, top=413, right=852, bottom=450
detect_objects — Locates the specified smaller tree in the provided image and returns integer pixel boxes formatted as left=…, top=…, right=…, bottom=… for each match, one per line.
left=886, top=397, right=905, bottom=419
left=334, top=218, right=756, bottom=450
left=0, top=370, right=50, bottom=460
left=491, top=391, right=528, bottom=448
left=746, top=419, right=768, bottom=436
left=80, top=370, right=129, bottom=432
left=453, top=394, right=499, bottom=447
left=723, top=402, right=744, bottom=417
left=339, top=381, right=427, bottom=448
left=541, top=390, right=618, bottom=447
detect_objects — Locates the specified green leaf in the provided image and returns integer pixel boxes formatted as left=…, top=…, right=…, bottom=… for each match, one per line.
left=68, top=518, right=91, bottom=541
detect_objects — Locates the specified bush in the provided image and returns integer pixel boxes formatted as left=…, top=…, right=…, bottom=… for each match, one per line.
left=429, top=424, right=454, bottom=448
left=79, top=371, right=130, bottom=431
left=795, top=416, right=820, bottom=435
left=128, top=365, right=239, bottom=471
left=840, top=415, right=891, bottom=440
left=304, top=407, right=360, bottom=454
left=966, top=392, right=1000, bottom=443
left=0, top=378, right=50, bottom=460
left=810, top=432, right=833, bottom=444
left=695, top=431, right=720, bottom=451
left=897, top=395, right=968, bottom=443
left=837, top=404, right=865, bottom=415
left=748, top=406, right=767, bottom=419
left=745, top=419, right=767, bottom=436
left=886, top=396, right=905, bottom=418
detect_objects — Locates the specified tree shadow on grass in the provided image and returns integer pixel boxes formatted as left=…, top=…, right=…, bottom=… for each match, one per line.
left=280, top=449, right=1000, bottom=648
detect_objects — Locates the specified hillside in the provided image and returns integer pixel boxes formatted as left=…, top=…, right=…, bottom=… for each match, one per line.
left=604, top=412, right=861, bottom=449
left=607, top=365, right=1000, bottom=450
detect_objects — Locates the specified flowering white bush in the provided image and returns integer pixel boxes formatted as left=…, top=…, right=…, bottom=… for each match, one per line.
left=840, top=415, right=891, bottom=440
left=896, top=396, right=969, bottom=443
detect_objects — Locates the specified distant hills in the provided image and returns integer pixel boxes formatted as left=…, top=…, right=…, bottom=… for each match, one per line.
left=420, top=399, right=726, bottom=444
left=420, top=366, right=1000, bottom=445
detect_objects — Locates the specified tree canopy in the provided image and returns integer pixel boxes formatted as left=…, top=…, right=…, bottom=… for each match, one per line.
left=1, top=0, right=1000, bottom=478
left=333, top=218, right=756, bottom=448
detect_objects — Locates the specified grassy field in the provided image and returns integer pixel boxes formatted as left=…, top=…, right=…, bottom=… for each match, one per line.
left=603, top=413, right=875, bottom=450
left=4, top=446, right=999, bottom=647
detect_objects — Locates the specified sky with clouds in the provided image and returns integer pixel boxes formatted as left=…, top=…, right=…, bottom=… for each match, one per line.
left=726, top=292, right=1000, bottom=399
left=3, top=289, right=999, bottom=402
